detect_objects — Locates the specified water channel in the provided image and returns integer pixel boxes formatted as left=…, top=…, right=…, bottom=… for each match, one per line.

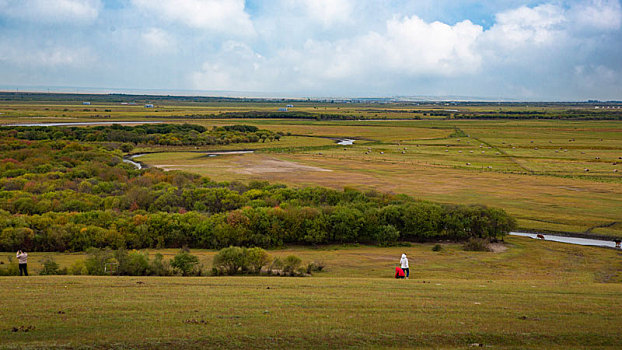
left=337, top=139, right=355, bottom=145
left=509, top=232, right=619, bottom=248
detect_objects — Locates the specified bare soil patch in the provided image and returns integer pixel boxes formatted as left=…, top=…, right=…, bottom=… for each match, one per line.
left=489, top=243, right=508, bottom=253
left=232, top=158, right=332, bottom=174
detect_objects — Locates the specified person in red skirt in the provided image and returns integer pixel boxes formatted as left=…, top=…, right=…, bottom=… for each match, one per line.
left=395, top=266, right=405, bottom=279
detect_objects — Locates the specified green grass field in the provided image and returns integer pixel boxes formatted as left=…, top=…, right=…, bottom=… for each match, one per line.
left=1, top=236, right=622, bottom=349
left=129, top=119, right=622, bottom=237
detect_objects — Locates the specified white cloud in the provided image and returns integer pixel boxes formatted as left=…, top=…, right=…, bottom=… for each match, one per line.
left=570, top=0, right=622, bottom=31
left=299, top=0, right=354, bottom=27
left=0, top=43, right=96, bottom=68
left=485, top=4, right=566, bottom=49
left=131, top=0, right=254, bottom=36
left=190, top=15, right=484, bottom=92
left=574, top=64, right=619, bottom=89
left=142, top=28, right=177, bottom=53
left=191, top=41, right=268, bottom=91
left=0, top=0, right=101, bottom=24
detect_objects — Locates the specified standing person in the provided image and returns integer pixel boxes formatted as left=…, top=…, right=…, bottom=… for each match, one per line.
left=400, top=253, right=409, bottom=279
left=16, top=249, right=28, bottom=276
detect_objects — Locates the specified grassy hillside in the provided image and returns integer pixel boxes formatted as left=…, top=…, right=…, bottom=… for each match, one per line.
left=1, top=237, right=622, bottom=349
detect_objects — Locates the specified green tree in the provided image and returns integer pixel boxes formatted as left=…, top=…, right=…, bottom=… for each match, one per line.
left=171, top=251, right=200, bottom=276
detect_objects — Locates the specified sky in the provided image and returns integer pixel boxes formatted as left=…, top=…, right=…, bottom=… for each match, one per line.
left=0, top=0, right=621, bottom=100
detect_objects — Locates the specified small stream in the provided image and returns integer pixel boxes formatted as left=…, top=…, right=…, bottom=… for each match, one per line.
left=510, top=232, right=619, bottom=248
left=337, top=139, right=355, bottom=145
left=122, top=158, right=143, bottom=170
left=124, top=150, right=255, bottom=169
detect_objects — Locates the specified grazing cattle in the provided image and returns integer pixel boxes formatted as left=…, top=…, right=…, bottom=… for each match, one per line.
left=536, top=234, right=545, bottom=240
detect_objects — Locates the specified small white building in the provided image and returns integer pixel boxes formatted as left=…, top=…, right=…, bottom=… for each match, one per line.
left=278, top=107, right=288, bottom=112
left=145, top=104, right=154, bottom=108
left=83, top=102, right=91, bottom=105
left=286, top=104, right=294, bottom=108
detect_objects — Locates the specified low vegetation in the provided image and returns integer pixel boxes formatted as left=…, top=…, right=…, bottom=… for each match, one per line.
left=0, top=134, right=516, bottom=252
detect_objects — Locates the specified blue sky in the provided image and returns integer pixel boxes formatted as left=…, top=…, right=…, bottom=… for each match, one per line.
left=0, top=0, right=621, bottom=100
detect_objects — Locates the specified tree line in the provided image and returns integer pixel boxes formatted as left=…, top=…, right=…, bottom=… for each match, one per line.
left=0, top=123, right=282, bottom=146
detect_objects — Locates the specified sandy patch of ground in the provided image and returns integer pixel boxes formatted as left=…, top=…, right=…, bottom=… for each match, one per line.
left=152, top=164, right=195, bottom=171
left=232, top=158, right=332, bottom=175
left=489, top=243, right=508, bottom=253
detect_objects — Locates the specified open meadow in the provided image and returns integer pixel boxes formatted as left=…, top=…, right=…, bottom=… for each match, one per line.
left=133, top=119, right=622, bottom=237
left=1, top=98, right=621, bottom=237
left=1, top=236, right=622, bottom=349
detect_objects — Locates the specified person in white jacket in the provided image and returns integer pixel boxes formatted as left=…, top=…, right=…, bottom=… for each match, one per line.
left=400, top=253, right=409, bottom=279
left=16, top=249, right=28, bottom=276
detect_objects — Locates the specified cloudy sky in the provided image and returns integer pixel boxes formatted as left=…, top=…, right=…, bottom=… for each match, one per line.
left=0, top=0, right=621, bottom=100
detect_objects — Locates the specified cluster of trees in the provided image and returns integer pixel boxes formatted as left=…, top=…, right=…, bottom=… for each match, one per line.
left=0, top=123, right=282, bottom=146
left=0, top=134, right=516, bottom=252
left=178, top=111, right=361, bottom=120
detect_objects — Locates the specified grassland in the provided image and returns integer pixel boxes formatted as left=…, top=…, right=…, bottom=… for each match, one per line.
left=130, top=119, right=622, bottom=237
left=1, top=98, right=621, bottom=237
left=1, top=236, right=622, bottom=349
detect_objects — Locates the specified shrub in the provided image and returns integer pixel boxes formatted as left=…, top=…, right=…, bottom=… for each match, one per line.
left=432, top=244, right=443, bottom=252
left=39, top=257, right=67, bottom=275
left=69, top=260, right=88, bottom=275
left=171, top=251, right=200, bottom=276
left=306, top=261, right=325, bottom=274
left=115, top=249, right=150, bottom=276
left=282, top=255, right=302, bottom=276
left=212, top=246, right=246, bottom=275
left=463, top=238, right=491, bottom=252
left=150, top=253, right=173, bottom=276
left=245, top=247, right=272, bottom=274
left=0, top=257, right=18, bottom=276
left=120, top=143, right=134, bottom=153
left=84, top=248, right=116, bottom=275
left=269, top=257, right=283, bottom=275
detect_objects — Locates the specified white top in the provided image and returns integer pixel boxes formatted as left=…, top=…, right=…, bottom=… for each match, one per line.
left=17, top=252, right=28, bottom=264
left=400, top=254, right=408, bottom=269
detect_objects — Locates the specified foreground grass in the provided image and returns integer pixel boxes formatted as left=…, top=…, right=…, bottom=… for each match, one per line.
left=2, top=237, right=622, bottom=349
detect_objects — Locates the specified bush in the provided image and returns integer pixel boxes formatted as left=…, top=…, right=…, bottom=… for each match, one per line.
left=245, top=247, right=272, bottom=274
left=306, top=261, right=325, bottom=274
left=39, top=257, right=67, bottom=275
left=0, top=257, right=18, bottom=276
left=282, top=255, right=302, bottom=276
left=69, top=260, right=88, bottom=275
left=269, top=257, right=283, bottom=275
left=115, top=249, right=150, bottom=276
left=432, top=244, right=443, bottom=252
left=150, top=253, right=173, bottom=276
left=84, top=248, right=116, bottom=275
left=171, top=251, right=200, bottom=276
left=463, top=238, right=491, bottom=252
left=212, top=246, right=246, bottom=275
